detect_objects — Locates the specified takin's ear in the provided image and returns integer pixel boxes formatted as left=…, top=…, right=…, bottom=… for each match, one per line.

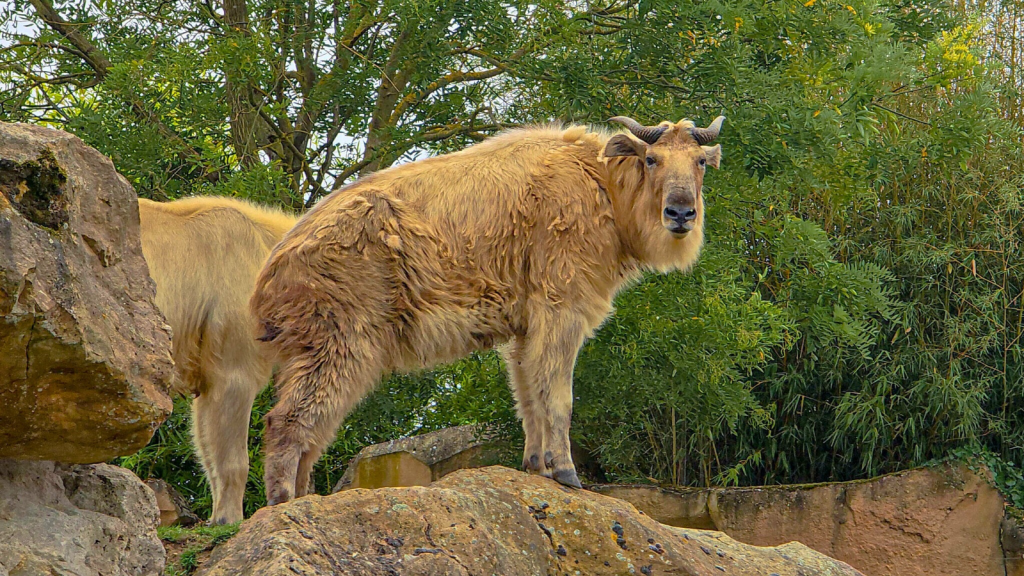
left=604, top=133, right=647, bottom=159
left=702, top=144, right=722, bottom=169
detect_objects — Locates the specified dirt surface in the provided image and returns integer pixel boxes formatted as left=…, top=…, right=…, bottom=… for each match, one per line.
left=160, top=523, right=240, bottom=576
left=162, top=536, right=220, bottom=575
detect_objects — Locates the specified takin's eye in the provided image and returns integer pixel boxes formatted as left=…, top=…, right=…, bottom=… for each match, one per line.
left=645, top=156, right=657, bottom=167
left=699, top=158, right=706, bottom=167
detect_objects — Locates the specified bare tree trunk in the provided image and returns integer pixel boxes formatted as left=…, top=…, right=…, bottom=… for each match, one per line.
left=223, top=0, right=262, bottom=168
left=360, top=26, right=414, bottom=176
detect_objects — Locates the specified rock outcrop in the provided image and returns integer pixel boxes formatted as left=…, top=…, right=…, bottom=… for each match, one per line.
left=333, top=424, right=509, bottom=491
left=0, top=459, right=165, bottom=576
left=0, top=122, right=174, bottom=462
left=201, top=466, right=862, bottom=576
left=592, top=462, right=1008, bottom=576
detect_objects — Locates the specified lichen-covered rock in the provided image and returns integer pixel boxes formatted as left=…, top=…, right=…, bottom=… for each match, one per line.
left=0, top=122, right=174, bottom=462
left=0, top=459, right=165, bottom=576
left=200, top=466, right=863, bottom=576
left=1004, top=514, right=1024, bottom=576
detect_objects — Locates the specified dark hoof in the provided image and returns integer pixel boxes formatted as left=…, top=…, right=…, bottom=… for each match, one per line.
left=553, top=468, right=582, bottom=489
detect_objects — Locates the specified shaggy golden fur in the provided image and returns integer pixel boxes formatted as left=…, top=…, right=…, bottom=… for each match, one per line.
left=251, top=118, right=723, bottom=504
left=139, top=197, right=297, bottom=524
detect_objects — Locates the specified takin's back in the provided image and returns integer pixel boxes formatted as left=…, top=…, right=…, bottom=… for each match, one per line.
left=253, top=126, right=629, bottom=369
left=333, top=126, right=611, bottom=245
left=139, top=197, right=297, bottom=394
left=281, top=125, right=623, bottom=297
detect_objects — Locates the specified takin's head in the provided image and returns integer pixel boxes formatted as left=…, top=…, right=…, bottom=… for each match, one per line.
left=602, top=115, right=725, bottom=272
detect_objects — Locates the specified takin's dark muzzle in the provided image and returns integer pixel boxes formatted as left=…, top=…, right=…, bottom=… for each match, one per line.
left=663, top=193, right=698, bottom=235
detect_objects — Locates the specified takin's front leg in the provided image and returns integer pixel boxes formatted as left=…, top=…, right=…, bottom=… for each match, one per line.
left=501, top=341, right=551, bottom=478
left=294, top=445, right=324, bottom=498
left=519, top=311, right=587, bottom=489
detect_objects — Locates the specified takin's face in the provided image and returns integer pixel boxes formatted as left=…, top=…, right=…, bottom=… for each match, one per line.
left=603, top=117, right=723, bottom=240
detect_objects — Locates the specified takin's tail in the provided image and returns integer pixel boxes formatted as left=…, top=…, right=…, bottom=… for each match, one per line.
left=256, top=320, right=283, bottom=342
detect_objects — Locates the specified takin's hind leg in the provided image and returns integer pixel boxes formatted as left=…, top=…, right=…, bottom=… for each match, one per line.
left=501, top=341, right=551, bottom=478
left=191, top=367, right=265, bottom=525
left=264, top=336, right=383, bottom=506
left=294, top=445, right=324, bottom=498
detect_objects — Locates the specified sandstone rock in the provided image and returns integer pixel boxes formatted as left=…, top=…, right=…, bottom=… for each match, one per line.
left=0, top=122, right=174, bottom=462
left=0, top=459, right=164, bottom=576
left=145, top=478, right=200, bottom=527
left=200, top=466, right=862, bottom=576
left=333, top=425, right=509, bottom=491
left=592, top=462, right=1007, bottom=576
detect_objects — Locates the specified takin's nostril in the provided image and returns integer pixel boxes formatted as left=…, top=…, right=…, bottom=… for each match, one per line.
left=663, top=206, right=682, bottom=220
left=681, top=208, right=697, bottom=222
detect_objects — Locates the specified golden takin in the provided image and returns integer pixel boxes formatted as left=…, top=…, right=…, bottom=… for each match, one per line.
left=140, top=197, right=296, bottom=524
left=250, top=115, right=726, bottom=505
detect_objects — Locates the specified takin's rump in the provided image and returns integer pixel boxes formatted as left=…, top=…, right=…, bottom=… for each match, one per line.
left=251, top=116, right=725, bottom=505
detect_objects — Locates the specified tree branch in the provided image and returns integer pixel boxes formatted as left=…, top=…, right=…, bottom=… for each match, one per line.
left=28, top=0, right=112, bottom=78
left=256, top=105, right=327, bottom=207
left=329, top=119, right=505, bottom=199
left=389, top=65, right=506, bottom=125
left=27, top=0, right=223, bottom=182
left=360, top=23, right=415, bottom=175
left=871, top=102, right=932, bottom=126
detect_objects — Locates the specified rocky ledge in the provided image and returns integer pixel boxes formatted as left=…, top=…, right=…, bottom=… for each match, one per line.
left=0, top=460, right=164, bottom=576
left=200, top=466, right=862, bottom=576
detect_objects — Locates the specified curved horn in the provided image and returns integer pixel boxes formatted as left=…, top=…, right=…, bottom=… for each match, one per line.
left=609, top=116, right=668, bottom=145
left=690, top=115, right=726, bottom=145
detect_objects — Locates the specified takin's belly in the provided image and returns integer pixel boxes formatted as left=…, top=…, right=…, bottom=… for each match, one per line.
left=388, top=297, right=517, bottom=372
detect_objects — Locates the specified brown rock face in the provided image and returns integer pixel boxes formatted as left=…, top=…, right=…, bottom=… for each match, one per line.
left=200, top=466, right=862, bottom=576
left=593, top=463, right=1008, bottom=576
left=0, top=122, right=174, bottom=462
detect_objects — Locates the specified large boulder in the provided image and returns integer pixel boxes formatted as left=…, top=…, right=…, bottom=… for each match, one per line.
left=0, top=459, right=165, bottom=576
left=592, top=462, right=1009, bottom=576
left=0, top=122, right=174, bottom=462
left=200, top=466, right=862, bottom=575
